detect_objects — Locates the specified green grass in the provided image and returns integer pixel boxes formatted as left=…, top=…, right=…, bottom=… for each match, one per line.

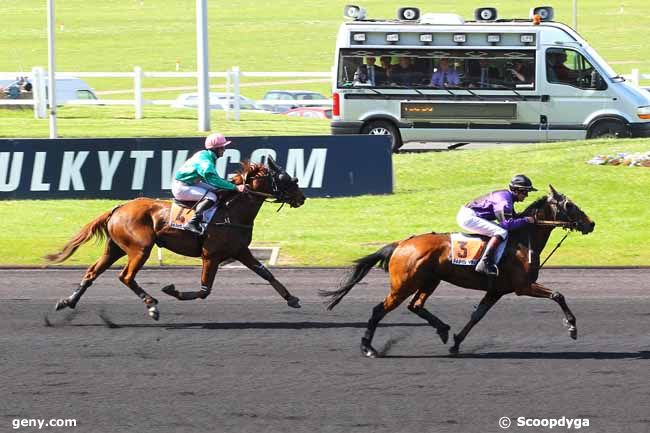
left=2, top=138, right=649, bottom=267
left=0, top=105, right=331, bottom=138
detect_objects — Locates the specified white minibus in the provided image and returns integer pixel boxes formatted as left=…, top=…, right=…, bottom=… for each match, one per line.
left=331, top=5, right=650, bottom=151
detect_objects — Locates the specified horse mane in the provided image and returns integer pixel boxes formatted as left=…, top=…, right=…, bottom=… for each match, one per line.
left=520, top=196, right=548, bottom=216
left=230, top=161, right=268, bottom=185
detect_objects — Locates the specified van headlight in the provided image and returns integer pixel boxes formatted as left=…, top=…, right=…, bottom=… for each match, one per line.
left=638, top=106, right=650, bottom=119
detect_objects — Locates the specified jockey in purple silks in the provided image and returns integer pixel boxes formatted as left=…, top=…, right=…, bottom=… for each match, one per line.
left=171, top=133, right=248, bottom=234
left=456, top=174, right=537, bottom=275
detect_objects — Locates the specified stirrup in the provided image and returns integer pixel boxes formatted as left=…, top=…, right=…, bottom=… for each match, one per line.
left=183, top=220, right=203, bottom=234
left=475, top=260, right=498, bottom=276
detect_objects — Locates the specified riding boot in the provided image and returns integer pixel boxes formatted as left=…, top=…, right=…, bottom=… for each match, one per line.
left=475, top=236, right=502, bottom=276
left=184, top=198, right=215, bottom=234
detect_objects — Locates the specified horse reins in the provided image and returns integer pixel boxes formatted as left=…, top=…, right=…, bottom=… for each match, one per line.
left=534, top=220, right=573, bottom=228
left=539, top=231, right=570, bottom=269
left=533, top=219, right=573, bottom=270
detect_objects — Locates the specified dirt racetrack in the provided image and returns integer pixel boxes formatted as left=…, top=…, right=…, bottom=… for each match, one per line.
left=1, top=267, right=649, bottom=433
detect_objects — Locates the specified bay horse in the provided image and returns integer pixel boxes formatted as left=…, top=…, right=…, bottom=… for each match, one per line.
left=321, top=185, right=595, bottom=357
left=45, top=157, right=305, bottom=321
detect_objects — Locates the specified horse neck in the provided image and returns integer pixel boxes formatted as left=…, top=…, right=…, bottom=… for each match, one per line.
left=521, top=197, right=555, bottom=254
left=217, top=166, right=271, bottom=224
left=223, top=192, right=265, bottom=225
left=531, top=226, right=554, bottom=254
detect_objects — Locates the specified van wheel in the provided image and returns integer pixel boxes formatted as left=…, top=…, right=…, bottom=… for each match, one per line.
left=588, top=120, right=630, bottom=139
left=362, top=120, right=403, bottom=153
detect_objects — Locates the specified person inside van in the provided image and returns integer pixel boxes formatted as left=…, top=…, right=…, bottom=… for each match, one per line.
left=467, top=58, right=501, bottom=88
left=430, top=58, right=461, bottom=88
left=391, top=57, right=417, bottom=85
left=506, top=60, right=532, bottom=85
left=456, top=175, right=537, bottom=275
left=547, top=50, right=571, bottom=84
left=353, top=56, right=386, bottom=86
left=380, top=56, right=393, bottom=83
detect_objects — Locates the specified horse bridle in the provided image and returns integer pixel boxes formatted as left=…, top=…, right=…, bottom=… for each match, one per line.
left=244, top=170, right=296, bottom=206
left=534, top=195, right=579, bottom=230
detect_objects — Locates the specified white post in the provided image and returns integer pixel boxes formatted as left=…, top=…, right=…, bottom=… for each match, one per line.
left=196, top=0, right=210, bottom=132
left=630, top=69, right=640, bottom=86
left=225, top=68, right=231, bottom=121
left=47, top=0, right=57, bottom=138
left=32, top=67, right=45, bottom=119
left=233, top=65, right=240, bottom=121
left=134, top=66, right=143, bottom=119
left=37, top=67, right=47, bottom=118
left=157, top=246, right=163, bottom=266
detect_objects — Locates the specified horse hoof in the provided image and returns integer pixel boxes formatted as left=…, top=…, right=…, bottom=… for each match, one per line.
left=148, top=306, right=160, bottom=321
left=287, top=296, right=301, bottom=309
left=360, top=340, right=378, bottom=358
left=161, top=285, right=178, bottom=298
left=361, top=346, right=378, bottom=358
left=438, top=325, right=451, bottom=344
left=449, top=334, right=462, bottom=354
left=569, top=327, right=577, bottom=340
left=54, top=299, right=68, bottom=311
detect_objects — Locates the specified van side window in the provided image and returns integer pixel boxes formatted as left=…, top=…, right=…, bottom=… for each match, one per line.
left=337, top=49, right=535, bottom=90
left=546, top=48, right=607, bottom=90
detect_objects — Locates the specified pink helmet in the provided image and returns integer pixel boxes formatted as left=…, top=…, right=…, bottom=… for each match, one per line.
left=204, top=133, right=231, bottom=150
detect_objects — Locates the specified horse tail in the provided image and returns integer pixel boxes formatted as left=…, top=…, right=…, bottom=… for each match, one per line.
left=44, top=209, right=114, bottom=264
left=319, top=242, right=398, bottom=310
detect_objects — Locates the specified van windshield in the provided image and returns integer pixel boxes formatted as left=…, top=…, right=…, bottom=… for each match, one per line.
left=338, top=48, right=536, bottom=90
left=584, top=46, right=619, bottom=79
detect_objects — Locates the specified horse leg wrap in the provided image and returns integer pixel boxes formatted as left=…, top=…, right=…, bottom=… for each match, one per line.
left=67, top=280, right=92, bottom=307
left=176, top=287, right=211, bottom=301
left=198, top=285, right=212, bottom=299
left=551, top=292, right=565, bottom=303
left=253, top=264, right=274, bottom=282
left=363, top=302, right=386, bottom=341
left=471, top=303, right=490, bottom=322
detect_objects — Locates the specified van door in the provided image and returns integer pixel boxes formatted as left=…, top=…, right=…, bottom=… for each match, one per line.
left=541, top=47, right=612, bottom=140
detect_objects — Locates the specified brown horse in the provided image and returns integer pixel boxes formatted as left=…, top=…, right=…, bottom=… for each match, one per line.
left=321, top=186, right=595, bottom=357
left=45, top=158, right=305, bottom=321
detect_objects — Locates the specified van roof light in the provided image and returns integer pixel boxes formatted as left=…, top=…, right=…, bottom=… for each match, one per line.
left=475, top=7, right=498, bottom=22
left=453, top=34, right=467, bottom=44
left=520, top=34, right=535, bottom=44
left=487, top=34, right=501, bottom=44
left=529, top=6, right=554, bottom=21
left=419, top=33, right=433, bottom=44
left=344, top=4, right=367, bottom=20
left=397, top=7, right=420, bottom=21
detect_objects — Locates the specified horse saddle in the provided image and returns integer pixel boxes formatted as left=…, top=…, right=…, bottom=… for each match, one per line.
left=169, top=200, right=217, bottom=232
left=450, top=233, right=490, bottom=266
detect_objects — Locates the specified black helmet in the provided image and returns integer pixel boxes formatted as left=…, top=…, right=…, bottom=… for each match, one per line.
left=509, top=174, right=537, bottom=191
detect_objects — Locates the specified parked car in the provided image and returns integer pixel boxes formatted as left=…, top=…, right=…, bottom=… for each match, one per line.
left=284, top=106, right=332, bottom=119
left=256, top=90, right=329, bottom=113
left=172, top=92, right=257, bottom=110
left=0, top=76, right=97, bottom=104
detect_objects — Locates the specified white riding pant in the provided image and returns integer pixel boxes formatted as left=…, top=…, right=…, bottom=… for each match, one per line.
left=456, top=206, right=508, bottom=262
left=171, top=180, right=217, bottom=202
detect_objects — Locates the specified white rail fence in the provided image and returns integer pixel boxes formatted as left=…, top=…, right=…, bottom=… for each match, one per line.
left=0, top=66, right=332, bottom=120
left=2, top=67, right=649, bottom=121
